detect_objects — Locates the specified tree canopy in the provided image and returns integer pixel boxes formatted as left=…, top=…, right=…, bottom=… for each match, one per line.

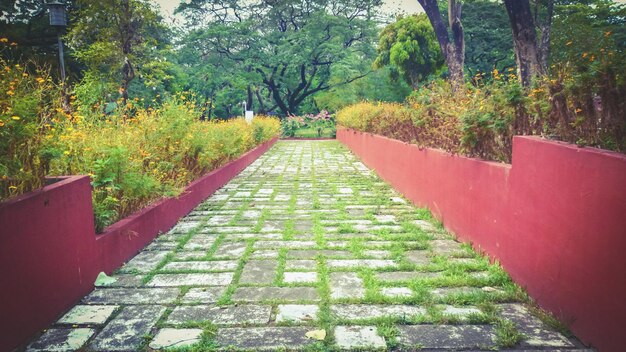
left=176, top=0, right=383, bottom=116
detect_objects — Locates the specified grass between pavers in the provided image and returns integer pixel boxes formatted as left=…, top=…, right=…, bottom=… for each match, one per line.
left=91, top=141, right=573, bottom=351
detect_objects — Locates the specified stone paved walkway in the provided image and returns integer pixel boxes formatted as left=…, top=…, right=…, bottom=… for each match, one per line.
left=26, top=141, right=591, bottom=351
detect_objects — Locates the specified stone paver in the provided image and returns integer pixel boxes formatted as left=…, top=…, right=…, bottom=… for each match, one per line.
left=149, top=328, right=203, bottom=349
left=330, top=272, right=365, bottom=299
left=331, top=304, right=426, bottom=320
left=167, top=305, right=271, bottom=325
left=28, top=141, right=588, bottom=351
left=57, top=305, right=117, bottom=325
left=397, top=325, right=496, bottom=349
left=239, top=260, right=278, bottom=284
left=27, top=328, right=95, bottom=352
left=276, top=304, right=319, bottom=323
left=90, top=305, right=166, bottom=351
left=334, top=326, right=386, bottom=350
left=232, top=286, right=320, bottom=302
left=215, top=327, right=314, bottom=350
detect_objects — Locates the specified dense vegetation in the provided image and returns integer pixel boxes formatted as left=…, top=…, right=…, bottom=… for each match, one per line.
left=339, top=0, right=626, bottom=161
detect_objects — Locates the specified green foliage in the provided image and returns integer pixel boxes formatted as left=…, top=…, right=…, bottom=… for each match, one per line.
left=0, top=50, right=64, bottom=199
left=67, top=0, right=175, bottom=107
left=177, top=0, right=382, bottom=116
left=374, top=14, right=444, bottom=88
left=463, top=0, right=515, bottom=78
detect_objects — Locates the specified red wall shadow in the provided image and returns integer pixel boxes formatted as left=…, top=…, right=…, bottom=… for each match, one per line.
left=338, top=128, right=626, bottom=352
left=0, top=137, right=277, bottom=351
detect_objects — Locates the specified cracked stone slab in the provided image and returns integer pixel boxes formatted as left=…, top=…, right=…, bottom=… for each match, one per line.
left=330, top=272, right=365, bottom=299
left=284, top=271, right=318, bottom=283
left=498, top=304, right=575, bottom=348
left=239, top=260, right=278, bottom=284
left=27, top=328, right=95, bottom=351
left=162, top=260, right=238, bottom=272
left=83, top=288, right=179, bottom=304
left=57, top=305, right=117, bottom=325
left=334, top=326, right=386, bottom=350
left=181, top=287, right=227, bottom=303
left=232, top=287, right=320, bottom=302
left=215, top=327, right=315, bottom=350
left=276, top=304, right=319, bottom=323
left=90, top=305, right=166, bottom=351
left=118, top=250, right=169, bottom=273
left=167, top=305, right=271, bottom=325
left=147, top=272, right=233, bottom=287
left=149, top=328, right=203, bottom=349
left=397, top=325, right=496, bottom=349
left=326, top=259, right=397, bottom=269
left=331, top=304, right=425, bottom=320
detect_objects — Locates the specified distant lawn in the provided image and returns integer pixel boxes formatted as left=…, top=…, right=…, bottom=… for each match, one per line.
left=289, top=127, right=336, bottom=138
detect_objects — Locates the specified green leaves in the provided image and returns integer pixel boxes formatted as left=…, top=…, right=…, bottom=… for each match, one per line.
left=374, top=14, right=444, bottom=88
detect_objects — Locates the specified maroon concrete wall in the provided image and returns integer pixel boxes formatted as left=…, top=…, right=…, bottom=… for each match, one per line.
left=338, top=128, right=626, bottom=352
left=0, top=137, right=277, bottom=351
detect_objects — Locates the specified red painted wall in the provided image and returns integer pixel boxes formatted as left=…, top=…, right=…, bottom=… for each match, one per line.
left=0, top=138, right=276, bottom=351
left=338, top=129, right=626, bottom=352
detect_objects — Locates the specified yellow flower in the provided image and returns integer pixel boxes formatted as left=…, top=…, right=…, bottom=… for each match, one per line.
left=7, top=90, right=14, bottom=96
left=63, top=151, right=70, bottom=155
left=0, top=120, right=4, bottom=127
left=9, top=186, right=17, bottom=190
left=0, top=38, right=8, bottom=43
left=36, top=77, right=45, bottom=84
left=11, top=115, right=20, bottom=120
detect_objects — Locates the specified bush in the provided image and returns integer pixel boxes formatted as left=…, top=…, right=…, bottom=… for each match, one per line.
left=1, top=55, right=280, bottom=231
left=337, top=62, right=625, bottom=163
left=46, top=102, right=279, bottom=231
left=0, top=53, right=65, bottom=199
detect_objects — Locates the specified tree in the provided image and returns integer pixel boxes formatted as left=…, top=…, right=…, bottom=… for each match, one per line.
left=503, top=0, right=546, bottom=86
left=67, top=0, right=174, bottom=106
left=416, top=0, right=465, bottom=90
left=462, top=0, right=515, bottom=78
left=373, top=14, right=444, bottom=89
left=176, top=0, right=382, bottom=117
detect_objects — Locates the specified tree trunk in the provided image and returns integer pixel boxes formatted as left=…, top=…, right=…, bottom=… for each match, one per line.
left=417, top=0, right=465, bottom=91
left=503, top=0, right=545, bottom=86
left=536, top=0, right=554, bottom=71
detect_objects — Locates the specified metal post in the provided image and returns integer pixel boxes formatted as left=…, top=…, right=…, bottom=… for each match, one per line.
left=57, top=30, right=66, bottom=83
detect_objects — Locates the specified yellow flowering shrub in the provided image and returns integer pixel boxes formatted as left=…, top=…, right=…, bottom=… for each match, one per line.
left=47, top=102, right=279, bottom=231
left=1, top=48, right=280, bottom=231
left=0, top=53, right=65, bottom=199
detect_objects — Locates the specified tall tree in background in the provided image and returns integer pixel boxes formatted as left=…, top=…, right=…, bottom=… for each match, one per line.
left=373, top=14, right=444, bottom=89
left=503, top=0, right=546, bottom=86
left=416, top=0, right=465, bottom=90
left=177, top=0, right=382, bottom=117
left=67, top=0, right=173, bottom=106
left=462, top=0, right=515, bottom=78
